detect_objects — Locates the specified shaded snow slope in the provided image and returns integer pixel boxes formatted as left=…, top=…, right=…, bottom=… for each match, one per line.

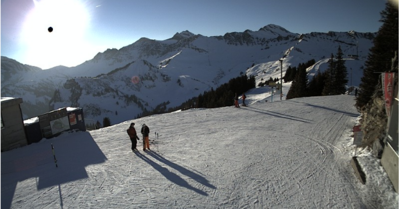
left=2, top=95, right=397, bottom=208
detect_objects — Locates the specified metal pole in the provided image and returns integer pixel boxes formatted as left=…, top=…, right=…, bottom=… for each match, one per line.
left=271, top=87, right=274, bottom=102
left=280, top=59, right=283, bottom=100
left=51, top=144, right=58, bottom=168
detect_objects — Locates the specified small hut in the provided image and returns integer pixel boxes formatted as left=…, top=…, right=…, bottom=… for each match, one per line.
left=1, top=97, right=28, bottom=151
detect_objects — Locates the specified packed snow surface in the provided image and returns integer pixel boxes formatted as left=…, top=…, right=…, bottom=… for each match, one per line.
left=2, top=95, right=398, bottom=208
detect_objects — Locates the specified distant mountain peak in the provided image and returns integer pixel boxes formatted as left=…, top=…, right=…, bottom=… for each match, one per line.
left=172, top=30, right=195, bottom=40
left=259, top=24, right=291, bottom=34
left=92, top=48, right=119, bottom=61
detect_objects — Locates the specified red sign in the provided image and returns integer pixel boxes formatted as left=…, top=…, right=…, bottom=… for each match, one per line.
left=353, top=125, right=361, bottom=132
left=353, top=125, right=363, bottom=146
left=69, top=113, right=77, bottom=126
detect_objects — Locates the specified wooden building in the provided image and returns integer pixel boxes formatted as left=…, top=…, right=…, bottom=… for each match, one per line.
left=38, top=107, right=70, bottom=138
left=1, top=97, right=87, bottom=151
left=36, top=107, right=86, bottom=139
left=1, top=97, right=28, bottom=152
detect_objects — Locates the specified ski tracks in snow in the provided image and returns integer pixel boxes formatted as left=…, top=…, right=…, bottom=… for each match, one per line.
left=4, top=95, right=382, bottom=208
left=284, top=96, right=366, bottom=208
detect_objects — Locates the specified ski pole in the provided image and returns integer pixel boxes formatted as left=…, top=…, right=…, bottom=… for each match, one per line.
left=51, top=144, right=58, bottom=168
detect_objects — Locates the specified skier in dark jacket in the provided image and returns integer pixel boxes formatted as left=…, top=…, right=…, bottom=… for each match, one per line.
left=141, top=124, right=150, bottom=151
left=127, top=123, right=139, bottom=151
left=242, top=93, right=246, bottom=106
left=234, top=93, right=239, bottom=108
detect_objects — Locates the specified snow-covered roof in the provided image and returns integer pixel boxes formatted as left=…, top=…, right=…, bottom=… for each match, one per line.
left=24, top=117, right=39, bottom=125
left=1, top=97, right=15, bottom=102
left=1, top=97, right=23, bottom=107
left=66, top=107, right=80, bottom=112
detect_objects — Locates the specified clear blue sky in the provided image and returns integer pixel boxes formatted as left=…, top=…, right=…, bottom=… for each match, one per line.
left=1, top=0, right=388, bottom=69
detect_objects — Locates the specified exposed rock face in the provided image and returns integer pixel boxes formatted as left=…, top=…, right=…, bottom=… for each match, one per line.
left=360, top=88, right=388, bottom=157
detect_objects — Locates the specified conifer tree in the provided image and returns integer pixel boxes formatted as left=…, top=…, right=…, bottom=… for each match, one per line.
left=307, top=74, right=318, bottom=96
left=296, top=65, right=308, bottom=97
left=286, top=82, right=296, bottom=99
left=332, top=46, right=348, bottom=95
left=190, top=74, right=255, bottom=108
left=286, top=65, right=307, bottom=99
left=196, top=93, right=204, bottom=108
left=247, top=75, right=256, bottom=90
left=322, top=54, right=335, bottom=95
left=307, top=71, right=327, bottom=97
left=356, top=2, right=398, bottom=109
left=103, top=117, right=111, bottom=127
left=316, top=71, right=327, bottom=96
left=283, top=66, right=292, bottom=82
left=288, top=67, right=297, bottom=82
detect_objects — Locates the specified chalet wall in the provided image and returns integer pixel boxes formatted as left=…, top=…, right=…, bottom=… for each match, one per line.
left=381, top=144, right=398, bottom=193
left=1, top=98, right=28, bottom=151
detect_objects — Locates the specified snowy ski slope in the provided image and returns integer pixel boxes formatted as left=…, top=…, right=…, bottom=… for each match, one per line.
left=1, top=95, right=398, bottom=208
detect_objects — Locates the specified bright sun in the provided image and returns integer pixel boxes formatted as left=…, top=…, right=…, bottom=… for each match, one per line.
left=21, top=0, right=91, bottom=69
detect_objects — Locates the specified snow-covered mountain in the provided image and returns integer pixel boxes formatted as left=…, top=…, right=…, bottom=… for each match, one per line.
left=1, top=24, right=375, bottom=125
left=1, top=57, right=72, bottom=117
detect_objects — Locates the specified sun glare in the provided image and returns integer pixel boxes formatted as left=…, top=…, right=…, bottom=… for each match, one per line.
left=21, top=0, right=91, bottom=69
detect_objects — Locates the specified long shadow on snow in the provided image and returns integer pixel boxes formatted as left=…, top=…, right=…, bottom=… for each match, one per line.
left=286, top=100, right=359, bottom=117
left=1, top=132, right=107, bottom=209
left=134, top=151, right=209, bottom=196
left=241, top=106, right=312, bottom=123
left=147, top=151, right=216, bottom=190
left=305, top=103, right=359, bottom=117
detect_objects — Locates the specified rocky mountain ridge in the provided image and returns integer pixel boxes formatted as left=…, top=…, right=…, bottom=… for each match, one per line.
left=1, top=24, right=376, bottom=125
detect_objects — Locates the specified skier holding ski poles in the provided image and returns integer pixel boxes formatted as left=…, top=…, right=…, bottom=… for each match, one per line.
left=141, top=124, right=150, bottom=151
